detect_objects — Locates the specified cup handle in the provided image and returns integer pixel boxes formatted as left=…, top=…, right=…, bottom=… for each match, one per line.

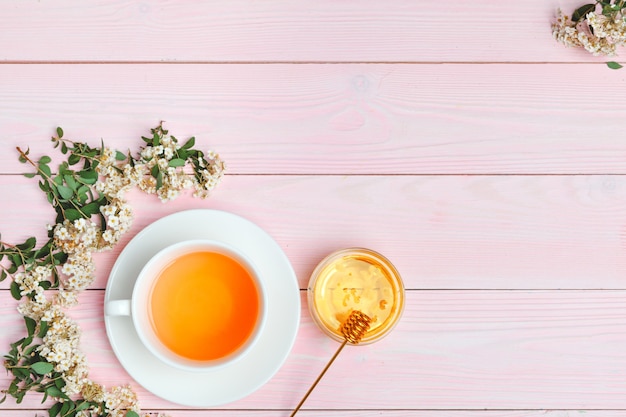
left=105, top=299, right=131, bottom=316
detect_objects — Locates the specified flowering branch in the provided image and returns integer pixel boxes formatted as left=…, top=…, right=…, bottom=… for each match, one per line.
left=552, top=0, right=626, bottom=68
left=1, top=124, right=225, bottom=417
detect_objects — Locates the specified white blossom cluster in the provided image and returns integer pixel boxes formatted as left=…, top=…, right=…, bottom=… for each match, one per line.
left=553, top=8, right=626, bottom=56
left=17, top=273, right=166, bottom=415
left=192, top=149, right=226, bottom=199
left=96, top=139, right=225, bottom=203
left=13, top=265, right=52, bottom=304
left=52, top=189, right=133, bottom=297
left=95, top=149, right=138, bottom=200
left=135, top=138, right=225, bottom=202
left=80, top=383, right=146, bottom=417
left=80, top=382, right=170, bottom=417
left=18, top=302, right=89, bottom=395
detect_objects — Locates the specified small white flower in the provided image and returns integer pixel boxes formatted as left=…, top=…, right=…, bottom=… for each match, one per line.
left=107, top=215, right=120, bottom=229
left=157, top=158, right=169, bottom=170
left=101, top=204, right=117, bottom=217
left=56, top=227, right=70, bottom=240
left=140, top=147, right=154, bottom=159
left=102, top=229, right=116, bottom=243
left=61, top=262, right=74, bottom=275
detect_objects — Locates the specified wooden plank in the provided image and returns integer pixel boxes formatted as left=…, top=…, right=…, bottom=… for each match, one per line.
left=2, top=64, right=626, bottom=175
left=0, top=0, right=606, bottom=63
left=1, top=412, right=624, bottom=417
left=2, top=174, right=626, bottom=290
left=1, top=290, right=625, bottom=410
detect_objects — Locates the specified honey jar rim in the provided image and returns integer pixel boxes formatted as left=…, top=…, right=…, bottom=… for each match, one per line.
left=306, top=247, right=405, bottom=345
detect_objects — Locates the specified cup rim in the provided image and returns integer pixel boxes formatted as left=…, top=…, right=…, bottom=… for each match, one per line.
left=131, top=238, right=267, bottom=372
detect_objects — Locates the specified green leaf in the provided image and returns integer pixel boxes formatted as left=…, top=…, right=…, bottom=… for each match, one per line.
left=24, top=316, right=36, bottom=337
left=155, top=170, right=163, bottom=190
left=78, top=170, right=98, bottom=184
left=0, top=270, right=6, bottom=282
left=38, top=163, right=52, bottom=177
left=45, top=385, right=67, bottom=399
left=55, top=376, right=65, bottom=389
left=607, top=61, right=623, bottom=69
left=39, top=156, right=52, bottom=164
left=64, top=208, right=82, bottom=221
left=9, top=253, right=23, bottom=268
left=75, top=401, right=90, bottom=412
left=10, top=281, right=22, bottom=300
left=82, top=201, right=102, bottom=216
left=12, top=367, right=29, bottom=379
left=16, top=237, right=36, bottom=251
left=34, top=240, right=52, bottom=258
left=38, top=320, right=49, bottom=338
left=39, top=180, right=49, bottom=193
left=77, top=183, right=89, bottom=194
left=61, top=142, right=68, bottom=154
left=49, top=401, right=62, bottom=417
left=182, top=136, right=195, bottom=150
left=115, top=150, right=126, bottom=161
left=39, top=280, right=52, bottom=290
left=125, top=411, right=140, bottom=417
left=56, top=127, right=64, bottom=138
left=30, top=361, right=54, bottom=375
left=53, top=251, right=68, bottom=264
left=177, top=148, right=189, bottom=160
left=23, top=344, right=37, bottom=357
left=20, top=335, right=33, bottom=349
left=7, top=380, right=18, bottom=396
left=56, top=184, right=74, bottom=200
left=168, top=158, right=186, bottom=167
left=76, top=185, right=90, bottom=203
left=150, top=164, right=160, bottom=179
left=67, top=154, right=81, bottom=166
left=24, top=172, right=36, bottom=179
left=60, top=400, right=71, bottom=416
left=14, top=390, right=26, bottom=404
left=572, top=3, right=596, bottom=21
left=64, top=174, right=78, bottom=190
left=152, top=131, right=161, bottom=146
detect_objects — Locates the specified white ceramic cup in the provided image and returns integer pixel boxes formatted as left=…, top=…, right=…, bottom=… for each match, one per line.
left=104, top=239, right=267, bottom=372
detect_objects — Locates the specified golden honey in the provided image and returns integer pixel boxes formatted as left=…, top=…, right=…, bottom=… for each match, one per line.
left=307, top=248, right=404, bottom=344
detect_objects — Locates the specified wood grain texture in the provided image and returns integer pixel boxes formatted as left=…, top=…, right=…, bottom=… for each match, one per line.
left=1, top=64, right=626, bottom=175
left=2, top=1, right=625, bottom=415
left=1, top=412, right=623, bottom=417
left=1, top=290, right=625, bottom=410
left=2, top=174, right=626, bottom=290
left=0, top=0, right=608, bottom=63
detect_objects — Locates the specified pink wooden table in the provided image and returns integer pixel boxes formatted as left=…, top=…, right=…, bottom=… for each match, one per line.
left=2, top=1, right=626, bottom=416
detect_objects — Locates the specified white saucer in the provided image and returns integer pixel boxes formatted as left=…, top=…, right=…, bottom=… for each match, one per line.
left=103, top=209, right=301, bottom=407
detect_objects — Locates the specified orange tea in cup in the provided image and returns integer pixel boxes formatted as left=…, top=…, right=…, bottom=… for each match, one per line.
left=149, top=250, right=260, bottom=362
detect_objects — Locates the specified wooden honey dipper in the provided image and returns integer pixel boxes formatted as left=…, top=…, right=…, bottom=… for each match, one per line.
left=289, top=310, right=372, bottom=416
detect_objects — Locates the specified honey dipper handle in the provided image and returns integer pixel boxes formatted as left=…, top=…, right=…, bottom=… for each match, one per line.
left=289, top=339, right=348, bottom=417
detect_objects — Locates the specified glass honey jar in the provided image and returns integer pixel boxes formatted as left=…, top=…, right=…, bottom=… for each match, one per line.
left=307, top=248, right=404, bottom=344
